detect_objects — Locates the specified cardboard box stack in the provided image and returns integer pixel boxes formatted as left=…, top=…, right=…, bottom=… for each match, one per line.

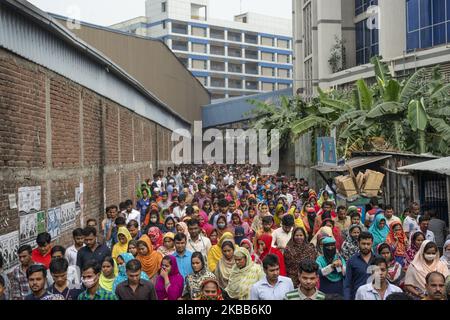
left=334, top=169, right=385, bottom=198
left=335, top=175, right=358, bottom=197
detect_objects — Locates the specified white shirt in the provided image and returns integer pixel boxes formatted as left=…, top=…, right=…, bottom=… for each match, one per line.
left=186, top=235, right=211, bottom=263
left=424, top=230, right=436, bottom=242
left=355, top=282, right=403, bottom=300
left=65, top=244, right=83, bottom=267
left=271, top=227, right=292, bottom=251
left=385, top=215, right=401, bottom=226
left=173, top=205, right=186, bottom=219
left=403, top=216, right=419, bottom=235
left=250, top=276, right=294, bottom=300
left=125, top=209, right=141, bottom=229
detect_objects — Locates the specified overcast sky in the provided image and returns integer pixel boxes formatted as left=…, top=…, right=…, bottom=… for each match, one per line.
left=28, top=0, right=292, bottom=26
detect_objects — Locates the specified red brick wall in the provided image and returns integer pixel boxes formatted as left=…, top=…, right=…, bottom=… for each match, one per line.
left=0, top=48, right=174, bottom=250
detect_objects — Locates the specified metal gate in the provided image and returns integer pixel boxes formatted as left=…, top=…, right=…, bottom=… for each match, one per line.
left=419, top=173, right=449, bottom=225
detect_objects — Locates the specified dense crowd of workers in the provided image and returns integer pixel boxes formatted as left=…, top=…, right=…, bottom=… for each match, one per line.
left=1, top=164, right=449, bottom=300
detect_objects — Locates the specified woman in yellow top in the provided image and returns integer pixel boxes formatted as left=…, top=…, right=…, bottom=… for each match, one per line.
left=112, top=226, right=132, bottom=261
left=288, top=205, right=306, bottom=231
left=207, top=232, right=236, bottom=272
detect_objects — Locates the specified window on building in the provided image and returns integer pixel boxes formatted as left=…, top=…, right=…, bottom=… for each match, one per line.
left=245, top=63, right=258, bottom=75
left=210, top=28, right=225, bottom=39
left=355, top=0, right=378, bottom=16
left=191, top=4, right=207, bottom=21
left=192, top=43, right=207, bottom=53
left=191, top=26, right=206, bottom=37
left=228, top=79, right=242, bottom=89
left=261, top=52, right=275, bottom=62
left=262, top=82, right=275, bottom=91
left=211, top=77, right=225, bottom=87
left=172, top=40, right=188, bottom=51
left=278, top=83, right=290, bottom=90
left=192, top=59, right=207, bottom=70
left=162, top=2, right=166, bottom=12
left=228, top=63, right=242, bottom=73
left=210, top=45, right=225, bottom=55
left=261, top=36, right=274, bottom=46
left=245, top=49, right=258, bottom=60
left=261, top=67, right=275, bottom=76
left=278, top=68, right=290, bottom=78
left=278, top=54, right=290, bottom=63
left=245, top=34, right=258, bottom=44
left=228, top=31, right=242, bottom=42
left=228, top=47, right=242, bottom=58
left=210, top=61, right=225, bottom=71
left=245, top=81, right=258, bottom=90
left=406, top=0, right=450, bottom=52
left=172, top=23, right=188, bottom=35
left=277, top=39, right=290, bottom=49
left=356, top=19, right=379, bottom=65
left=162, top=21, right=166, bottom=29
left=304, top=2, right=312, bottom=57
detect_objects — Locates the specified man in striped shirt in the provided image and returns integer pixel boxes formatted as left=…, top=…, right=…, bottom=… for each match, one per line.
left=285, top=260, right=325, bottom=300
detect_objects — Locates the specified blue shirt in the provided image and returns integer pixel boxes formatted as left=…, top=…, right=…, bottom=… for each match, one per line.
left=343, top=252, right=376, bottom=300
left=173, top=250, right=193, bottom=280
left=137, top=198, right=150, bottom=223
left=250, top=276, right=294, bottom=300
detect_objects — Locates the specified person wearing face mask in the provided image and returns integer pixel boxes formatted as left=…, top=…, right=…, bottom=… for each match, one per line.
left=440, top=239, right=450, bottom=272
left=199, top=278, right=224, bottom=300
left=404, top=240, right=449, bottom=299
left=316, top=237, right=346, bottom=295
left=78, top=260, right=117, bottom=300
left=215, top=215, right=232, bottom=239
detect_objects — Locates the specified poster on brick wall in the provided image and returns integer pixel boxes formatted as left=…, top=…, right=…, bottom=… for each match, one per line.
left=19, top=212, right=38, bottom=245
left=18, top=186, right=41, bottom=215
left=0, top=231, right=19, bottom=271
left=60, top=201, right=76, bottom=232
left=47, top=207, right=61, bottom=239
left=36, top=211, right=46, bottom=234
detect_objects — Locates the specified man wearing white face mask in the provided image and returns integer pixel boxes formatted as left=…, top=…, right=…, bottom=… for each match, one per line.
left=77, top=260, right=117, bottom=300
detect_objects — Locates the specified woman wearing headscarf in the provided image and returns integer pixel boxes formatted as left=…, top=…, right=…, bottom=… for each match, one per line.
left=112, top=252, right=149, bottom=292
left=112, top=226, right=132, bottom=261
left=310, top=226, right=335, bottom=254
left=319, top=219, right=343, bottom=251
left=136, top=235, right=163, bottom=280
left=316, top=237, right=346, bottom=295
left=288, top=205, right=306, bottom=230
left=214, top=240, right=236, bottom=289
left=155, top=255, right=184, bottom=300
left=225, top=247, right=264, bottom=300
left=341, top=224, right=361, bottom=261
left=284, top=227, right=317, bottom=287
left=239, top=238, right=254, bottom=258
left=302, top=207, right=317, bottom=241
left=405, top=231, right=425, bottom=269
left=199, top=278, right=224, bottom=300
left=385, top=221, right=408, bottom=265
left=127, top=240, right=139, bottom=257
left=273, top=204, right=286, bottom=228
left=377, top=243, right=404, bottom=286
left=182, top=252, right=216, bottom=300
left=404, top=240, right=449, bottom=299
left=157, top=232, right=176, bottom=256
left=233, top=226, right=246, bottom=246
left=205, top=227, right=219, bottom=246
left=440, top=239, right=450, bottom=272
left=251, top=203, right=270, bottom=234
left=313, top=202, right=336, bottom=234
left=99, top=256, right=118, bottom=293
left=300, top=201, right=314, bottom=218
left=175, top=221, right=189, bottom=237
left=368, top=214, right=390, bottom=251
left=253, top=234, right=286, bottom=276
left=317, top=190, right=335, bottom=207
left=147, top=227, right=164, bottom=251
left=216, top=215, right=233, bottom=239
left=228, top=213, right=251, bottom=238
left=207, top=232, right=235, bottom=272
left=143, top=209, right=164, bottom=233
left=161, top=216, right=176, bottom=233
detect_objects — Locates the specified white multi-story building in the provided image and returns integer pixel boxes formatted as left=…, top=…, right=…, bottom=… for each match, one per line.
left=293, top=0, right=450, bottom=98
left=111, top=0, right=293, bottom=100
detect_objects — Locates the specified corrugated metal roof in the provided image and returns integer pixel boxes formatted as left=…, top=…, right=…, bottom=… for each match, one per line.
left=311, top=155, right=392, bottom=172
left=0, top=0, right=190, bottom=132
left=202, top=88, right=293, bottom=128
left=398, top=157, right=450, bottom=176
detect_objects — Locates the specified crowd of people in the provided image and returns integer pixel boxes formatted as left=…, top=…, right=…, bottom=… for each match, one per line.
left=1, top=164, right=450, bottom=301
